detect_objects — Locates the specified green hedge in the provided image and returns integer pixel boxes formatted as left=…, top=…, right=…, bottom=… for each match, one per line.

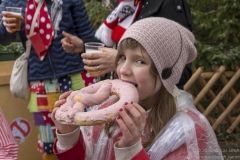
left=189, top=0, right=240, bottom=71
left=83, top=0, right=113, bottom=30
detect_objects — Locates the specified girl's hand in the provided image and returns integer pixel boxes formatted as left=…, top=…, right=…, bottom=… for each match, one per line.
left=116, top=102, right=146, bottom=148
left=51, top=91, right=79, bottom=134
left=61, top=31, right=84, bottom=53
left=81, top=47, right=117, bottom=77
left=1, top=11, right=23, bottom=33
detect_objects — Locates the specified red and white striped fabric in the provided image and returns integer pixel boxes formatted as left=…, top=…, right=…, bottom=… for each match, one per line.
left=0, top=108, right=19, bottom=160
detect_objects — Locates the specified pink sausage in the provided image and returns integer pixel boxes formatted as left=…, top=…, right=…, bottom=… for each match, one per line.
left=55, top=79, right=139, bottom=126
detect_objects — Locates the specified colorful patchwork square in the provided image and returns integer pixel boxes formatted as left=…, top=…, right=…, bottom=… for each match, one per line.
left=38, top=139, right=44, bottom=153
left=58, top=75, right=72, bottom=92
left=43, top=142, right=54, bottom=154
left=37, top=94, right=49, bottom=112
left=42, top=112, right=54, bottom=124
left=80, top=70, right=97, bottom=86
left=33, top=112, right=45, bottom=126
left=29, top=92, right=38, bottom=112
left=37, top=94, right=48, bottom=106
left=44, top=79, right=60, bottom=93
left=39, top=124, right=55, bottom=143
left=42, top=153, right=57, bottom=160
left=30, top=80, right=45, bottom=94
left=46, top=93, right=57, bottom=112
left=70, top=73, right=85, bottom=90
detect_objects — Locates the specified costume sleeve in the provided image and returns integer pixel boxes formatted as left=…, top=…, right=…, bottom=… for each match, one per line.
left=0, top=0, right=17, bottom=45
left=53, top=128, right=86, bottom=160
left=114, top=140, right=144, bottom=160
left=131, top=148, right=150, bottom=160
left=71, top=0, right=95, bottom=39
left=56, top=127, right=80, bottom=150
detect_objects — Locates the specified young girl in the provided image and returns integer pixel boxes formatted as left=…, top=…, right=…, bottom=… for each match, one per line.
left=52, top=17, right=223, bottom=159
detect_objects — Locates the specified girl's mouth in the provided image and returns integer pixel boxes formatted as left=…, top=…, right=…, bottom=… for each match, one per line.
left=121, top=80, right=138, bottom=88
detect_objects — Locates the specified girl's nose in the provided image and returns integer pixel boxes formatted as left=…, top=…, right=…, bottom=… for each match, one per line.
left=119, top=62, right=132, bottom=76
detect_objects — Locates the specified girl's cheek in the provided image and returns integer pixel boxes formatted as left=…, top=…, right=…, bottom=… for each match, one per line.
left=116, top=65, right=121, bottom=77
left=116, top=62, right=123, bottom=71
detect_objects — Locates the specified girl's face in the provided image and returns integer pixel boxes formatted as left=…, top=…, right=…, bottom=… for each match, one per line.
left=116, top=47, right=162, bottom=107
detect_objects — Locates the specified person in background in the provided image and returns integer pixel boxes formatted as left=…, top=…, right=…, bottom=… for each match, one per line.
left=52, top=17, right=223, bottom=160
left=0, top=0, right=95, bottom=158
left=62, top=0, right=193, bottom=89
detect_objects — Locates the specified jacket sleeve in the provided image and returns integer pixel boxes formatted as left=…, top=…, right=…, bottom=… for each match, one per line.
left=53, top=131, right=86, bottom=160
left=0, top=0, right=17, bottom=45
left=71, top=0, right=95, bottom=39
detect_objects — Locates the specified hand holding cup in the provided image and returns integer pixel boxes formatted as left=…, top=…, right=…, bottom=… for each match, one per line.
left=84, top=42, right=105, bottom=76
left=2, top=7, right=23, bottom=33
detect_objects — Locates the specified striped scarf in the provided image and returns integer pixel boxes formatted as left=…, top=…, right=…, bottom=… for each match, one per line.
left=95, top=0, right=142, bottom=46
left=51, top=0, right=62, bottom=38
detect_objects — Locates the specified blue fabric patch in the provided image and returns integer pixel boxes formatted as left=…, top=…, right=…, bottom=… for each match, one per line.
left=43, top=142, right=54, bottom=154
left=58, top=75, right=72, bottom=92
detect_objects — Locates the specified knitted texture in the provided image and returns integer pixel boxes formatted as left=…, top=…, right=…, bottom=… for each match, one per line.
left=120, top=17, right=197, bottom=94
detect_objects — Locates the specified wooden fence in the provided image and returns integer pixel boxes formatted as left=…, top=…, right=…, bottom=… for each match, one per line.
left=184, top=66, right=240, bottom=134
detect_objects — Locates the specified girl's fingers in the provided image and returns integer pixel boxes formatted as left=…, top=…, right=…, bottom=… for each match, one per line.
left=129, top=102, right=147, bottom=124
left=116, top=114, right=132, bottom=137
left=119, top=103, right=146, bottom=134
left=118, top=105, right=138, bottom=134
left=54, top=99, right=66, bottom=108
left=124, top=103, right=146, bottom=122
left=59, top=91, right=72, bottom=100
left=51, top=107, right=59, bottom=121
left=55, top=91, right=71, bottom=108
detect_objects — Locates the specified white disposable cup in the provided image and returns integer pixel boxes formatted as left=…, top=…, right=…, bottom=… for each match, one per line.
left=6, top=7, right=22, bottom=31
left=84, top=42, right=105, bottom=75
left=85, top=42, right=105, bottom=53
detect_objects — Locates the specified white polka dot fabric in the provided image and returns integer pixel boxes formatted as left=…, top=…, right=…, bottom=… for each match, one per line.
left=25, top=0, right=54, bottom=60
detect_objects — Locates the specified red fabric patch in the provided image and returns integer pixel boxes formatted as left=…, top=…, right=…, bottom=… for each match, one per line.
left=37, top=94, right=48, bottom=106
left=80, top=70, right=96, bottom=86
left=38, top=139, right=44, bottom=153
left=30, top=80, right=45, bottom=94
left=42, top=112, right=54, bottom=124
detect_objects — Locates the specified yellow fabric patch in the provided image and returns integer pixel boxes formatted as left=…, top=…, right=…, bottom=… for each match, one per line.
left=46, top=93, right=57, bottom=112
left=42, top=153, right=57, bottom=160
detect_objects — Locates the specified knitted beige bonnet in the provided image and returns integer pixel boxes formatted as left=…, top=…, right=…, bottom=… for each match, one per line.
left=119, top=17, right=197, bottom=94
